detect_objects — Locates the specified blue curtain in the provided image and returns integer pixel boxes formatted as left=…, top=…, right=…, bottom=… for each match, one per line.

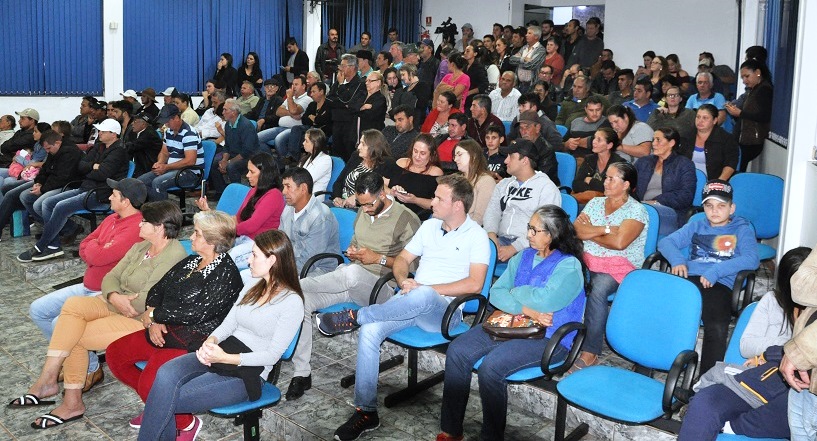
left=0, top=0, right=103, bottom=95
left=321, top=0, right=421, bottom=52
left=124, top=0, right=293, bottom=94
left=383, top=0, right=422, bottom=49
left=763, top=0, right=798, bottom=144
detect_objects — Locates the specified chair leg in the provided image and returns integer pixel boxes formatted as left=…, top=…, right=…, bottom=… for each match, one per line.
left=340, top=354, right=404, bottom=388
left=383, top=349, right=445, bottom=408
left=237, top=409, right=262, bottom=441
left=555, top=395, right=588, bottom=441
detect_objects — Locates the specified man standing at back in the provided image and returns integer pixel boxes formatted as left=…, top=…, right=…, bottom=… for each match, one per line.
left=315, top=28, right=346, bottom=84
left=326, top=54, right=367, bottom=159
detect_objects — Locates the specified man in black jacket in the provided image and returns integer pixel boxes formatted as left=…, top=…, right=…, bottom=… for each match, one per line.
left=315, top=28, right=345, bottom=84
left=124, top=112, right=162, bottom=177
left=326, top=54, right=366, bottom=160
left=1, top=108, right=38, bottom=166
left=283, top=38, right=309, bottom=87
left=18, top=119, right=129, bottom=262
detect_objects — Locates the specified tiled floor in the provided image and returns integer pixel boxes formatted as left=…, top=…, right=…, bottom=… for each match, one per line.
left=0, top=229, right=775, bottom=440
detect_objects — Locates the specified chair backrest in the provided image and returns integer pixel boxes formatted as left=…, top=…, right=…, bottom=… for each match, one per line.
left=556, top=124, right=568, bottom=137
left=555, top=152, right=576, bottom=189
left=323, top=156, right=345, bottom=200
left=281, top=323, right=302, bottom=361
left=127, top=161, right=136, bottom=178
left=216, top=183, right=251, bottom=216
left=249, top=119, right=258, bottom=130
left=730, top=173, right=784, bottom=240
left=607, top=269, right=702, bottom=370
left=642, top=203, right=660, bottom=258
left=692, top=169, right=707, bottom=207
left=200, top=140, right=218, bottom=181
left=464, top=239, right=498, bottom=314
left=724, top=302, right=759, bottom=365
left=330, top=207, right=357, bottom=263
left=502, top=120, right=512, bottom=135
left=560, top=193, right=579, bottom=223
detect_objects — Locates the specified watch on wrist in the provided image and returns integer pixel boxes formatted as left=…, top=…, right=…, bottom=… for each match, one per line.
left=149, top=309, right=155, bottom=323
left=604, top=225, right=611, bottom=235
left=379, top=255, right=388, bottom=266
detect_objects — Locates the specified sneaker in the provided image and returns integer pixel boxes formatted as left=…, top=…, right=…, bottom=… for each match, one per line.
left=176, top=416, right=202, bottom=441
left=32, top=246, right=64, bottom=261
left=17, top=247, right=40, bottom=263
left=316, top=309, right=359, bottom=336
left=128, top=412, right=143, bottom=429
left=334, top=408, right=379, bottom=441
left=285, top=375, right=312, bottom=400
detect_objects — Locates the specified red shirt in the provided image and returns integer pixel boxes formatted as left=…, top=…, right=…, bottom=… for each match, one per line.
left=437, top=138, right=461, bottom=162
left=80, top=212, right=143, bottom=291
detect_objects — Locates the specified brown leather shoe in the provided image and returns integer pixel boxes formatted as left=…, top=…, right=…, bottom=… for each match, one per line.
left=82, top=369, right=104, bottom=393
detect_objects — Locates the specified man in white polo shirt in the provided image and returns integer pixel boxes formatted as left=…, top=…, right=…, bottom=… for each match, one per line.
left=257, top=76, right=313, bottom=162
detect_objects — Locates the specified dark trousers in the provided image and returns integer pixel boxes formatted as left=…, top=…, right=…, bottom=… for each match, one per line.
left=739, top=143, right=763, bottom=172
left=330, top=121, right=358, bottom=161
left=687, top=277, right=732, bottom=374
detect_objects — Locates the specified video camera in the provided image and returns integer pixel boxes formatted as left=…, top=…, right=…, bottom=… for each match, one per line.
left=434, top=17, right=458, bottom=44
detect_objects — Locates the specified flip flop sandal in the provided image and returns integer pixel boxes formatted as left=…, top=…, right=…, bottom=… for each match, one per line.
left=31, top=412, right=84, bottom=430
left=7, top=394, right=56, bottom=408
left=567, top=356, right=598, bottom=375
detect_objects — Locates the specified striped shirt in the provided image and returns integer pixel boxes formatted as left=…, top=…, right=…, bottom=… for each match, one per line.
left=164, top=121, right=203, bottom=166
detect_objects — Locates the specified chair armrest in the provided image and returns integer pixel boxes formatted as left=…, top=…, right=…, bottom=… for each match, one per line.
left=662, top=349, right=698, bottom=417
left=369, top=272, right=396, bottom=306
left=314, top=190, right=332, bottom=199
left=731, top=269, right=757, bottom=314
left=643, top=251, right=669, bottom=271
left=441, top=294, right=487, bottom=341
left=299, top=253, right=344, bottom=279
left=61, top=180, right=83, bottom=192
left=173, top=166, right=204, bottom=188
left=558, top=185, right=572, bottom=194
left=541, top=321, right=586, bottom=379
left=82, top=186, right=112, bottom=213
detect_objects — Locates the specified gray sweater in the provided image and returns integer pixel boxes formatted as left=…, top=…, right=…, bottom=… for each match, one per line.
left=210, top=290, right=304, bottom=379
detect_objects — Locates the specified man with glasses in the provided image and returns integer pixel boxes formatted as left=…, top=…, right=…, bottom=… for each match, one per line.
left=623, top=78, right=659, bottom=122
left=286, top=172, right=420, bottom=401
left=326, top=53, right=367, bottom=159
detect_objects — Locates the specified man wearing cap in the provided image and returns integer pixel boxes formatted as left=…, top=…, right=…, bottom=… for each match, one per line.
left=515, top=110, right=560, bottom=185
left=456, top=23, right=476, bottom=53
left=138, top=104, right=203, bottom=201
left=350, top=32, right=377, bottom=60
left=210, top=99, right=260, bottom=194
left=70, top=96, right=97, bottom=144
left=507, top=93, right=565, bottom=150
left=315, top=28, right=346, bottom=84
left=251, top=78, right=284, bottom=127
left=484, top=139, right=561, bottom=262
left=283, top=37, right=310, bottom=87
left=466, top=94, right=505, bottom=149
left=389, top=41, right=405, bottom=70
left=489, top=71, right=522, bottom=122
left=0, top=108, right=38, bottom=166
left=403, top=44, right=421, bottom=67
left=417, top=39, right=439, bottom=86
left=156, top=87, right=180, bottom=124
left=19, top=119, right=130, bottom=262
left=120, top=89, right=142, bottom=114
left=124, top=112, right=162, bottom=177
left=140, top=88, right=160, bottom=119
left=84, top=100, right=109, bottom=147
left=28, top=177, right=146, bottom=388
left=356, top=50, right=374, bottom=78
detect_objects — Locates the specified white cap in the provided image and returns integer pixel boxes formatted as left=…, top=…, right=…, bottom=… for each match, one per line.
left=160, top=87, right=176, bottom=96
left=93, top=118, right=121, bottom=133
left=120, top=89, right=138, bottom=99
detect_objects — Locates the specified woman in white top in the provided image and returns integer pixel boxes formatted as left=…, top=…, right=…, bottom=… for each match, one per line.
left=298, top=128, right=332, bottom=194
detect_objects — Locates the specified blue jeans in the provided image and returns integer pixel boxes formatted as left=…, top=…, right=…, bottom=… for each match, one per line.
left=652, top=203, right=679, bottom=236
left=29, top=283, right=101, bottom=373
left=440, top=325, right=567, bottom=440
left=257, top=126, right=288, bottom=147
left=284, top=125, right=308, bottom=160
left=582, top=271, right=620, bottom=355
left=0, top=180, right=33, bottom=237
left=789, top=388, right=817, bottom=440
left=228, top=235, right=253, bottom=270
left=208, top=153, right=249, bottom=194
left=21, top=188, right=60, bottom=224
left=138, top=170, right=199, bottom=202
left=353, top=286, right=462, bottom=411
left=38, top=188, right=89, bottom=250
left=138, top=352, right=250, bottom=441
left=273, top=129, right=295, bottom=159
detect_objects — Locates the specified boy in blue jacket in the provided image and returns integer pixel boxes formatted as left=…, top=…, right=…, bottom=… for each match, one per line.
left=658, top=179, right=759, bottom=374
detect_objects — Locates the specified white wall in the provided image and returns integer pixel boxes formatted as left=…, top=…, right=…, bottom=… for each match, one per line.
left=420, top=0, right=512, bottom=48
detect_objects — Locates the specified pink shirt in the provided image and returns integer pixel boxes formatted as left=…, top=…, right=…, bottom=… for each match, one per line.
left=235, top=187, right=285, bottom=238
left=441, top=73, right=471, bottom=112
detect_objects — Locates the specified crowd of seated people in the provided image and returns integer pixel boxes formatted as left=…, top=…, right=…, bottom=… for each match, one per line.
left=3, top=15, right=806, bottom=441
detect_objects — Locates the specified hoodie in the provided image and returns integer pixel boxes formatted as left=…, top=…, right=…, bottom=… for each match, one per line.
left=483, top=171, right=561, bottom=251
left=658, top=215, right=759, bottom=288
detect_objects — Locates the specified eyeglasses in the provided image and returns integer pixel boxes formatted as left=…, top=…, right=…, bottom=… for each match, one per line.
left=527, top=224, right=548, bottom=235
left=666, top=93, right=680, bottom=98
left=366, top=79, right=381, bottom=83
left=356, top=199, right=378, bottom=208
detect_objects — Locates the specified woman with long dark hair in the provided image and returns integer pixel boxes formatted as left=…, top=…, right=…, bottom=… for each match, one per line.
left=439, top=205, right=588, bottom=441
left=214, top=53, right=237, bottom=96
left=725, top=59, right=773, bottom=171
left=387, top=133, right=444, bottom=217
left=136, top=230, right=303, bottom=440
left=236, top=52, right=264, bottom=94
left=298, top=128, right=333, bottom=194
left=196, top=152, right=284, bottom=269
left=331, top=129, right=395, bottom=208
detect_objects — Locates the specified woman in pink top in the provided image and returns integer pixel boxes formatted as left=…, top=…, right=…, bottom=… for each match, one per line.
left=196, top=152, right=284, bottom=269
left=434, top=53, right=471, bottom=113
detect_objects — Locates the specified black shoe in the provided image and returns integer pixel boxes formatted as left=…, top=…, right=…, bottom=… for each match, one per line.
left=316, top=309, right=359, bottom=336
left=60, top=225, right=85, bottom=246
left=334, top=408, right=379, bottom=441
left=17, top=247, right=40, bottom=263
left=285, top=375, right=312, bottom=401
left=32, top=246, right=64, bottom=261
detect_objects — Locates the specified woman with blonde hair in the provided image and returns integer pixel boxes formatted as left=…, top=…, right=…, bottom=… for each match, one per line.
left=357, top=70, right=389, bottom=133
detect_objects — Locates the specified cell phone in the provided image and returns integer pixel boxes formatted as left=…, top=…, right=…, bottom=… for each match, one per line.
left=395, top=188, right=408, bottom=194
left=201, top=180, right=206, bottom=196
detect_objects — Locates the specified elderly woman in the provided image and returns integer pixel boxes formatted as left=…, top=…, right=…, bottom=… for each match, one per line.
left=725, top=59, right=773, bottom=171
left=636, top=127, right=696, bottom=236
left=678, top=104, right=739, bottom=180
left=439, top=205, right=587, bottom=441
left=647, top=85, right=696, bottom=141
left=453, top=139, right=496, bottom=225
left=387, top=133, right=444, bottom=217
left=434, top=53, right=471, bottom=113
left=569, top=162, right=649, bottom=372
left=357, top=71, right=389, bottom=133
left=298, top=128, right=333, bottom=194
left=137, top=230, right=304, bottom=440
left=197, top=152, right=284, bottom=270
left=606, top=105, right=654, bottom=163
left=8, top=201, right=187, bottom=429
left=331, top=129, right=395, bottom=208
left=421, top=91, right=460, bottom=137
left=572, top=127, right=627, bottom=203
left=106, top=210, right=243, bottom=436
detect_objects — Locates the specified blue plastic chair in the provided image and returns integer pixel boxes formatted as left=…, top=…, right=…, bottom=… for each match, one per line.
left=555, top=152, right=576, bottom=192
left=314, top=156, right=345, bottom=200
left=216, top=183, right=251, bottom=216
left=350, top=241, right=497, bottom=407
left=502, top=120, right=512, bottom=135
left=167, top=140, right=218, bottom=213
left=556, top=124, right=568, bottom=137
left=561, top=193, right=579, bottom=223
left=555, top=270, right=701, bottom=440
left=716, top=433, right=786, bottom=441
left=730, top=173, right=784, bottom=261
left=723, top=302, right=759, bottom=365
left=692, top=169, right=707, bottom=207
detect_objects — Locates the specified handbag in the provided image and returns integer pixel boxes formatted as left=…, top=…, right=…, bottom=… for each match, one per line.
left=209, top=336, right=264, bottom=401
left=482, top=309, right=547, bottom=341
